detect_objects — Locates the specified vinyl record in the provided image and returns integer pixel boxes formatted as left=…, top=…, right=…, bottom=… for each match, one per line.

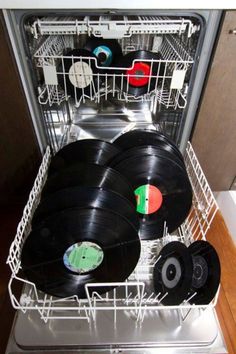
left=109, top=146, right=192, bottom=239
left=48, top=139, right=121, bottom=175
left=21, top=208, right=141, bottom=298
left=84, top=38, right=122, bottom=68
left=32, top=186, right=139, bottom=231
left=115, top=50, right=163, bottom=96
left=42, top=163, right=136, bottom=206
left=153, top=241, right=193, bottom=305
left=58, top=49, right=104, bottom=100
left=188, top=241, right=221, bottom=305
left=114, top=129, right=184, bottom=166
left=110, top=145, right=186, bottom=174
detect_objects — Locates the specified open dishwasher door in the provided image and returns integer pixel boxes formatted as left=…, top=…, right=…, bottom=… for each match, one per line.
left=2, top=8, right=227, bottom=354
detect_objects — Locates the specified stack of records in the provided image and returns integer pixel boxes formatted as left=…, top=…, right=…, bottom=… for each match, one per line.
left=110, top=129, right=193, bottom=240
left=153, top=240, right=221, bottom=305
left=21, top=139, right=140, bottom=298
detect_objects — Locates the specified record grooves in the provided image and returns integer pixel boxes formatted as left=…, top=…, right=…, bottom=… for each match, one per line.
left=188, top=241, right=221, bottom=305
left=114, top=129, right=184, bottom=165
left=109, top=145, right=192, bottom=239
left=42, top=163, right=136, bottom=206
left=21, top=208, right=141, bottom=299
left=153, top=241, right=193, bottom=305
left=48, top=139, right=121, bottom=176
left=32, top=186, right=139, bottom=231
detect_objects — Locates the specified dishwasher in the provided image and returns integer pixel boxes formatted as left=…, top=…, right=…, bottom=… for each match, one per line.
left=2, top=6, right=227, bottom=353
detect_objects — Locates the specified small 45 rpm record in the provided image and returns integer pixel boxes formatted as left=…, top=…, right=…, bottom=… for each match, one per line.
left=114, top=129, right=184, bottom=166
left=42, top=163, right=136, bottom=206
left=58, top=49, right=104, bottom=100
left=153, top=241, right=193, bottom=305
left=32, top=186, right=139, bottom=231
left=188, top=241, right=221, bottom=305
left=115, top=50, right=163, bottom=96
left=84, top=37, right=122, bottom=68
left=109, top=146, right=192, bottom=239
left=48, top=139, right=121, bottom=176
left=21, top=208, right=141, bottom=299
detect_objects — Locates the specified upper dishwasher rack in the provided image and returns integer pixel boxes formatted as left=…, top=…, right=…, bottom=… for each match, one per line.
left=31, top=16, right=200, bottom=39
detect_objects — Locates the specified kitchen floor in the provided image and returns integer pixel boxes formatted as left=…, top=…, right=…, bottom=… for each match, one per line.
left=0, top=204, right=235, bottom=353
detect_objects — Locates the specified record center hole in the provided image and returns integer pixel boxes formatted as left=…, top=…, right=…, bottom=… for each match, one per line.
left=135, top=184, right=163, bottom=215
left=167, top=264, right=177, bottom=281
left=135, top=69, right=145, bottom=77
left=98, top=52, right=107, bottom=62
left=194, top=264, right=203, bottom=279
left=63, top=241, right=104, bottom=274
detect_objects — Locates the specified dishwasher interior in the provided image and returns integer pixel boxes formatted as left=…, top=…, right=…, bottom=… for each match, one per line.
left=5, top=12, right=226, bottom=353
left=22, top=13, right=202, bottom=151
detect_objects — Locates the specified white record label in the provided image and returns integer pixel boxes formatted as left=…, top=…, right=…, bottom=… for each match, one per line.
left=69, top=61, right=93, bottom=89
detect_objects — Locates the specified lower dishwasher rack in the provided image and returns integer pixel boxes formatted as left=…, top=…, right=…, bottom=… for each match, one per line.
left=5, top=142, right=227, bottom=354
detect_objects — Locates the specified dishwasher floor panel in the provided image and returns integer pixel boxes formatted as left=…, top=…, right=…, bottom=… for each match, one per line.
left=5, top=307, right=227, bottom=353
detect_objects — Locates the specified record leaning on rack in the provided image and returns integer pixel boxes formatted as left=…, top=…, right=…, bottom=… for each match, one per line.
left=110, top=145, right=186, bottom=174
left=153, top=241, right=193, bottom=305
left=188, top=241, right=221, bottom=305
left=48, top=139, right=121, bottom=176
left=21, top=207, right=141, bottom=299
left=84, top=37, right=122, bottom=68
left=109, top=145, right=192, bottom=239
left=114, top=129, right=184, bottom=166
left=115, top=50, right=163, bottom=96
left=32, top=186, right=139, bottom=231
left=57, top=49, right=104, bottom=100
left=42, top=163, right=136, bottom=206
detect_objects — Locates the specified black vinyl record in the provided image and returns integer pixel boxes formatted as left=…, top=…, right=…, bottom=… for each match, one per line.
left=115, top=50, right=163, bottom=96
left=188, top=241, right=221, bottom=305
left=32, top=186, right=139, bottom=231
left=153, top=241, right=193, bottom=305
left=109, top=146, right=192, bottom=239
left=58, top=49, right=104, bottom=100
left=84, top=38, right=122, bottom=68
left=114, top=129, right=184, bottom=166
left=110, top=145, right=186, bottom=174
left=42, top=163, right=136, bottom=206
left=48, top=139, right=121, bottom=175
left=21, top=208, right=141, bottom=298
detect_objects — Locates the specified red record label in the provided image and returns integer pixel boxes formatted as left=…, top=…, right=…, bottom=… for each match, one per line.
left=135, top=184, right=163, bottom=215
left=126, top=62, right=151, bottom=87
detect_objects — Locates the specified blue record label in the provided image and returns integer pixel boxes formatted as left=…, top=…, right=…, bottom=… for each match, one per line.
left=93, top=45, right=113, bottom=66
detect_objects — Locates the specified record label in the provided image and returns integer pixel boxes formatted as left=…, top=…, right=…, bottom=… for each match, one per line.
left=192, top=255, right=208, bottom=289
left=63, top=241, right=104, bottom=274
left=153, top=241, right=193, bottom=305
left=68, top=61, right=93, bottom=88
left=126, top=62, right=151, bottom=87
left=135, top=184, right=163, bottom=214
left=188, top=241, right=221, bottom=304
left=161, top=257, right=181, bottom=289
left=93, top=45, right=113, bottom=66
left=84, top=38, right=122, bottom=69
left=22, top=208, right=140, bottom=298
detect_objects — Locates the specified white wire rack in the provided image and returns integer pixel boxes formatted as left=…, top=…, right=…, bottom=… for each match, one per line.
left=7, top=142, right=219, bottom=324
left=31, top=16, right=199, bottom=39
left=35, top=34, right=194, bottom=108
